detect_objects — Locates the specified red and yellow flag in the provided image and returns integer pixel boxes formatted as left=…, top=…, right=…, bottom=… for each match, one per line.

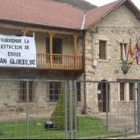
left=128, top=39, right=134, bottom=65
left=133, top=40, right=140, bottom=65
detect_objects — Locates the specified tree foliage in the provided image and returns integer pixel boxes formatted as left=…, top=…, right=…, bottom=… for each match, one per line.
left=50, top=85, right=75, bottom=130
left=53, top=0, right=97, bottom=11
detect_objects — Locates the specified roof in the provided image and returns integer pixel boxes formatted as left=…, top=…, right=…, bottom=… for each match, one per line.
left=0, top=0, right=84, bottom=30
left=85, top=0, right=140, bottom=29
left=0, top=0, right=139, bottom=30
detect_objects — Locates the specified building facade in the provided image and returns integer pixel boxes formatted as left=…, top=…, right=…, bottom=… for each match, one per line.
left=0, top=0, right=140, bottom=116
left=85, top=1, right=140, bottom=114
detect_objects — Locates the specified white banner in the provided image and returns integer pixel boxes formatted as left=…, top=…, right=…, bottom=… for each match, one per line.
left=0, top=34, right=36, bottom=67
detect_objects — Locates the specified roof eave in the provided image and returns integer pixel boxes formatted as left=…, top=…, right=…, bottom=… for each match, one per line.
left=0, top=19, right=82, bottom=32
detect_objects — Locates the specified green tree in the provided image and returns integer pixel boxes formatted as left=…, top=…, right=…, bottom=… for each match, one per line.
left=50, top=85, right=75, bottom=130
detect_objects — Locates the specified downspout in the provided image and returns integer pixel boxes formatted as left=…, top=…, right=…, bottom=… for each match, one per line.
left=90, top=31, right=94, bottom=67
left=81, top=12, right=86, bottom=30
left=80, top=31, right=86, bottom=114
left=81, top=12, right=87, bottom=114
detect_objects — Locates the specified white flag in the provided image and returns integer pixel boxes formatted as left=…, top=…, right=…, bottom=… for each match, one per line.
left=122, top=42, right=126, bottom=61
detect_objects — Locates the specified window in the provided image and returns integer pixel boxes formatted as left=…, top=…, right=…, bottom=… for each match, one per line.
left=46, top=38, right=62, bottom=63
left=120, top=43, right=127, bottom=61
left=129, top=83, right=134, bottom=100
left=49, top=82, right=61, bottom=102
left=99, top=40, right=106, bottom=59
left=19, top=81, right=33, bottom=102
left=120, top=83, right=125, bottom=101
left=76, top=82, right=81, bottom=102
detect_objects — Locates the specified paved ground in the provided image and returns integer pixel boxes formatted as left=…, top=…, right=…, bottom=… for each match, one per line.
left=106, top=135, right=140, bottom=139
left=93, top=112, right=135, bottom=133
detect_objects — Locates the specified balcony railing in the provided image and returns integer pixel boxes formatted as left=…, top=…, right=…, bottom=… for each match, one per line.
left=37, top=53, right=83, bottom=70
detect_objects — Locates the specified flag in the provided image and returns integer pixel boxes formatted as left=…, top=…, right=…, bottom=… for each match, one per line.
left=133, top=40, right=140, bottom=65
left=128, top=39, right=133, bottom=65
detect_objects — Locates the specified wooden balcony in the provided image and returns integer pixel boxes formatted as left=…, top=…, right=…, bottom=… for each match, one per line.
left=37, top=53, right=83, bottom=70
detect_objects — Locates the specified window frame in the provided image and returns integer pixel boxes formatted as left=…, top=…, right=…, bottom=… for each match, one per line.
left=49, top=82, right=61, bottom=102
left=19, top=81, right=34, bottom=102
left=129, top=83, right=134, bottom=101
left=120, top=83, right=125, bottom=101
left=46, top=37, right=63, bottom=63
left=99, top=40, right=107, bottom=60
left=76, top=82, right=81, bottom=102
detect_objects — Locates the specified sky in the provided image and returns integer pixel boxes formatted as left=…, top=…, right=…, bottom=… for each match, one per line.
left=84, top=0, right=140, bottom=10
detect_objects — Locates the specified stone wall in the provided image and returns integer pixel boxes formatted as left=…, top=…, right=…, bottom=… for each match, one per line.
left=85, top=4, right=140, bottom=114
left=0, top=69, right=84, bottom=120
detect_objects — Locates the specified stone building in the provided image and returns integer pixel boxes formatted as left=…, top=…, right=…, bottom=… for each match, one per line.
left=0, top=0, right=140, bottom=117
left=84, top=0, right=140, bottom=114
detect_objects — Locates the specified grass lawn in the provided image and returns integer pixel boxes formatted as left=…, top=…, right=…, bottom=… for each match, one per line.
left=0, top=116, right=123, bottom=139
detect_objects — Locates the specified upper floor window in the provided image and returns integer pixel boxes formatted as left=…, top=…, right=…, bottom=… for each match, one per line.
left=46, top=38, right=62, bottom=63
left=46, top=38, right=62, bottom=54
left=99, top=40, right=106, bottom=59
left=120, top=43, right=127, bottom=61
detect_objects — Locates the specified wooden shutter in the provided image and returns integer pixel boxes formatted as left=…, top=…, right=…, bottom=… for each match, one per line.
left=53, top=38, right=62, bottom=54
left=99, top=41, right=106, bottom=59
left=120, top=83, right=125, bottom=101
left=76, top=82, right=81, bottom=102
left=29, top=82, right=33, bottom=102
left=46, top=37, right=50, bottom=62
left=129, top=83, right=134, bottom=100
left=46, top=38, right=62, bottom=54
left=46, top=37, right=50, bottom=53
left=20, top=82, right=27, bottom=102
left=53, top=38, right=62, bottom=63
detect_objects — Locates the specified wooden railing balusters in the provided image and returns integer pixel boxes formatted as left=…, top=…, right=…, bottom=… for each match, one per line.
left=36, top=53, right=82, bottom=70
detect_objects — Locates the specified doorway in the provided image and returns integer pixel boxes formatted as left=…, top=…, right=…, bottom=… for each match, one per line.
left=98, top=80, right=110, bottom=112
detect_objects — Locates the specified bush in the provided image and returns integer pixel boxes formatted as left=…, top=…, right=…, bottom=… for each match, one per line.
left=50, top=86, right=75, bottom=130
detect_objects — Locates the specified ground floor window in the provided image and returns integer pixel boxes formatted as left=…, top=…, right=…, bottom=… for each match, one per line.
left=48, top=82, right=81, bottom=102
left=19, top=81, right=33, bottom=102
left=76, top=82, right=81, bottom=102
left=120, top=83, right=125, bottom=101
left=129, top=83, right=134, bottom=101
left=118, top=80, right=135, bottom=101
left=49, top=82, right=61, bottom=102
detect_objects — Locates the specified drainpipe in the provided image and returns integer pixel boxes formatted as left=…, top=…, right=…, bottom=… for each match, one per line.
left=90, top=31, right=94, bottom=66
left=81, top=11, right=87, bottom=114
left=81, top=31, right=87, bottom=114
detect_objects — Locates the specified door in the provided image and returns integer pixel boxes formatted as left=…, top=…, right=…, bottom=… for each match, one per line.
left=98, top=81, right=109, bottom=112
left=46, top=38, right=62, bottom=63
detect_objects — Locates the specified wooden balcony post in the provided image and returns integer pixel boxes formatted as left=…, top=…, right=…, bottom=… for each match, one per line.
left=48, top=32, right=55, bottom=68
left=73, top=34, right=78, bottom=68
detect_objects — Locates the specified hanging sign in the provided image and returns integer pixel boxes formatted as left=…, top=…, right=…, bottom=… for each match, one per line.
left=0, top=34, right=36, bottom=67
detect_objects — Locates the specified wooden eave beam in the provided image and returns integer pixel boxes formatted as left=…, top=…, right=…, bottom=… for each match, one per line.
left=0, top=23, right=81, bottom=36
